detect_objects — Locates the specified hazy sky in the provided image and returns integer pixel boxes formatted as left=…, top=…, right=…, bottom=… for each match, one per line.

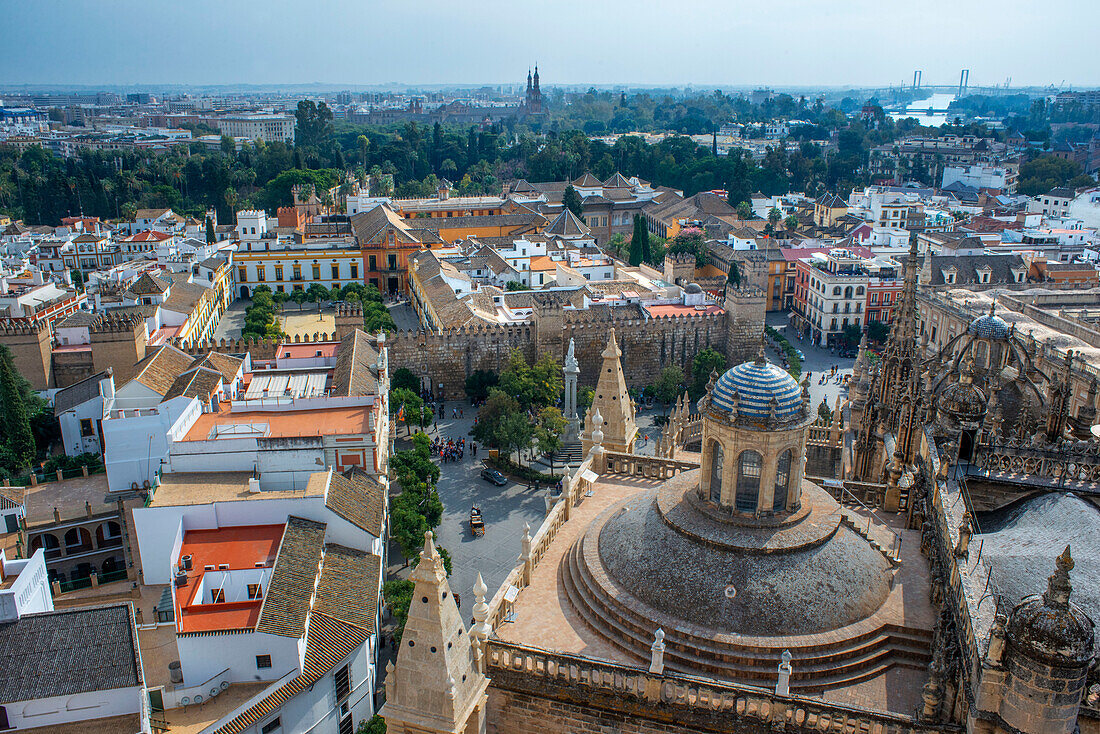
left=3, top=0, right=1098, bottom=89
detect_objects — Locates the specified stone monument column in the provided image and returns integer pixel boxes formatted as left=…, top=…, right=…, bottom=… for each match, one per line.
left=564, top=337, right=580, bottom=441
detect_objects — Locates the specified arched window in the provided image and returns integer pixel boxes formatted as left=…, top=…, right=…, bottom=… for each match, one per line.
left=736, top=451, right=762, bottom=513
left=856, top=286, right=865, bottom=295
left=832, top=286, right=841, bottom=296
left=708, top=440, right=724, bottom=504
left=844, top=286, right=853, bottom=299
left=773, top=450, right=792, bottom=511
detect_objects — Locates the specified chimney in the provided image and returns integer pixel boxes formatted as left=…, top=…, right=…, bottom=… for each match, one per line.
left=248, top=477, right=262, bottom=493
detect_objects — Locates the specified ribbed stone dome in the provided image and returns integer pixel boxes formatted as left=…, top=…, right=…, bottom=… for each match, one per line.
left=711, top=357, right=802, bottom=421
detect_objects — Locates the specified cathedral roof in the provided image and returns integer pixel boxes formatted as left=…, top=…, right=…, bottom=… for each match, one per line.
left=968, top=309, right=1011, bottom=340
left=711, top=356, right=802, bottom=421
left=595, top=480, right=894, bottom=637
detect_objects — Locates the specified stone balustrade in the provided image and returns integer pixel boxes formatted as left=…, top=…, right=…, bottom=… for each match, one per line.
left=486, top=640, right=958, bottom=734
left=604, top=452, right=699, bottom=480
left=485, top=453, right=600, bottom=630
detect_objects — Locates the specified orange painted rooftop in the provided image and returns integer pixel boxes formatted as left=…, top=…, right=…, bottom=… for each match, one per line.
left=277, top=342, right=339, bottom=358
left=181, top=402, right=371, bottom=441
left=644, top=303, right=724, bottom=317
left=175, top=524, right=285, bottom=633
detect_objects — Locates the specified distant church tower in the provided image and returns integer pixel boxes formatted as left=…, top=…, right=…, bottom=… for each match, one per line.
left=524, top=65, right=543, bottom=114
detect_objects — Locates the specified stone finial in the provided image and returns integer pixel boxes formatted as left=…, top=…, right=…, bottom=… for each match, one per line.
left=986, top=613, right=1007, bottom=665
left=384, top=659, right=395, bottom=700
left=649, top=628, right=665, bottom=674
left=755, top=340, right=767, bottom=366
left=520, top=522, right=532, bottom=563
left=776, top=650, right=793, bottom=696
left=1043, top=545, right=1074, bottom=609
left=954, top=512, right=973, bottom=558
left=471, top=572, right=491, bottom=642
left=705, top=368, right=718, bottom=394
left=591, top=409, right=604, bottom=447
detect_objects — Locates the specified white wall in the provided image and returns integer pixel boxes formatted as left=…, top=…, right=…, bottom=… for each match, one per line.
left=3, top=686, right=143, bottom=731
left=0, top=549, right=52, bottom=621
left=176, top=630, right=300, bottom=687
left=104, top=397, right=199, bottom=492
left=133, top=495, right=379, bottom=586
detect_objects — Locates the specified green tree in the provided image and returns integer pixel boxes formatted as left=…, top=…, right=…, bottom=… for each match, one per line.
left=0, top=346, right=36, bottom=471
left=382, top=579, right=414, bottom=643
left=534, top=406, right=567, bottom=472
left=464, top=369, right=499, bottom=402
left=220, top=135, right=236, bottom=156
left=690, top=348, right=726, bottom=399
left=768, top=207, right=782, bottom=226
left=289, top=288, right=308, bottom=311
left=736, top=201, right=753, bottom=220
left=472, top=389, right=534, bottom=463
left=562, top=184, right=584, bottom=218
left=505, top=280, right=532, bottom=291
left=391, top=388, right=429, bottom=435
left=392, top=367, right=420, bottom=394
left=205, top=216, right=215, bottom=245
left=818, top=398, right=832, bottom=423
left=357, top=713, right=387, bottom=734
left=628, top=214, right=645, bottom=266
left=652, top=366, right=684, bottom=413
left=867, top=320, right=890, bottom=343
left=784, top=214, right=799, bottom=231
left=668, top=227, right=706, bottom=267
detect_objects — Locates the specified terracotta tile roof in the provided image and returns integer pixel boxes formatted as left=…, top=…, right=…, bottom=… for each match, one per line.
left=314, top=544, right=381, bottom=632
left=188, top=352, right=243, bottom=383
left=160, top=279, right=209, bottom=315
left=53, top=370, right=110, bottom=415
left=572, top=172, right=603, bottom=187
left=131, top=344, right=194, bottom=395
left=135, top=208, right=171, bottom=219
left=413, top=212, right=546, bottom=232
left=55, top=310, right=101, bottom=328
left=348, top=204, right=422, bottom=245
left=255, top=517, right=326, bottom=638
left=211, top=611, right=370, bottom=734
left=0, top=603, right=141, bottom=703
left=326, top=471, right=385, bottom=538
left=330, top=330, right=380, bottom=397
left=162, top=366, right=223, bottom=401
left=128, top=272, right=170, bottom=296
left=545, top=209, right=590, bottom=237
left=123, top=230, right=171, bottom=243
left=603, top=172, right=633, bottom=188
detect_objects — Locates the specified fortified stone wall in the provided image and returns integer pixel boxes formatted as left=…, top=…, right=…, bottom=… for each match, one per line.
left=90, top=316, right=147, bottom=384
left=52, top=348, right=95, bottom=388
left=0, top=320, right=53, bottom=390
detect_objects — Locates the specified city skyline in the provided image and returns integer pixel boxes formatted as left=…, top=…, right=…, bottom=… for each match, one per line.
left=2, top=0, right=1098, bottom=89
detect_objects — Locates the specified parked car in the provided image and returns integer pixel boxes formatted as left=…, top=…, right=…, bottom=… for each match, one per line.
left=795, top=349, right=806, bottom=361
left=480, top=468, right=508, bottom=486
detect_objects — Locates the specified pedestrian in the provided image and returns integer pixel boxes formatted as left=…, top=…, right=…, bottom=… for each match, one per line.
left=472, top=443, right=478, bottom=457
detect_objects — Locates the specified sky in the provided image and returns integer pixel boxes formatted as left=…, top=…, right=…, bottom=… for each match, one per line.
left=2, top=0, right=1098, bottom=90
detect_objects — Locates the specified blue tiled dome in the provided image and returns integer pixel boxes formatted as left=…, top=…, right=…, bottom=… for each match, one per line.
left=712, top=358, right=803, bottom=421
left=968, top=313, right=1010, bottom=339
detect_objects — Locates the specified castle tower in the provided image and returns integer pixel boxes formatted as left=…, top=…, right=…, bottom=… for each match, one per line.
left=382, top=532, right=488, bottom=734
left=0, top=319, right=53, bottom=390
left=90, top=314, right=148, bottom=384
left=581, top=328, right=637, bottom=455
left=721, top=250, right=767, bottom=366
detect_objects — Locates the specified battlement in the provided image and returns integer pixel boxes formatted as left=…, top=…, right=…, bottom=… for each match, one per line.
left=334, top=303, right=363, bottom=318
left=90, top=314, right=143, bottom=334
left=0, top=318, right=51, bottom=336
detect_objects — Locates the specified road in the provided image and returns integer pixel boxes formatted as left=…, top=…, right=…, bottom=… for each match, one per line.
left=766, top=311, right=855, bottom=414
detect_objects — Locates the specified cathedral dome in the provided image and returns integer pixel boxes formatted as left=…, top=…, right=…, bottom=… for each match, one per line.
left=937, top=379, right=987, bottom=422
left=711, top=355, right=803, bottom=422
left=1007, top=547, right=1094, bottom=664
left=967, top=309, right=1011, bottom=340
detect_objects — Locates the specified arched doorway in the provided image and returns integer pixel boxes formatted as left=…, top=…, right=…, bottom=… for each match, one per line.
left=96, top=521, right=123, bottom=549
left=240, top=285, right=250, bottom=299
left=959, top=429, right=976, bottom=462
left=736, top=451, right=762, bottom=513
left=30, top=533, right=61, bottom=559
left=102, top=556, right=122, bottom=574
left=64, top=527, right=93, bottom=554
